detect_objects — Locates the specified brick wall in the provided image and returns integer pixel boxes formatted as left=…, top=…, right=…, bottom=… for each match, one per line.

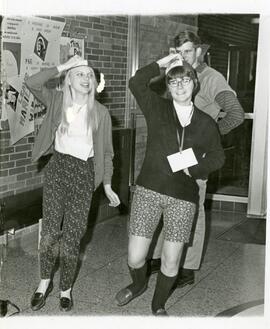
left=198, top=14, right=259, bottom=79
left=62, top=15, right=128, bottom=127
left=0, top=15, right=128, bottom=198
left=139, top=15, right=198, bottom=66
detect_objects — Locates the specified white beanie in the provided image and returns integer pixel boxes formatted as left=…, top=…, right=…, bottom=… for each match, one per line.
left=165, top=56, right=183, bottom=75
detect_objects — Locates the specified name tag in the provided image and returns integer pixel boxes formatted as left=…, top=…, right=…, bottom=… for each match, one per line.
left=167, top=148, right=198, bottom=173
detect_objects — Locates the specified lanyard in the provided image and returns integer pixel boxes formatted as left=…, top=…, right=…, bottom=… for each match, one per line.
left=176, top=127, right=185, bottom=153
left=173, top=106, right=194, bottom=153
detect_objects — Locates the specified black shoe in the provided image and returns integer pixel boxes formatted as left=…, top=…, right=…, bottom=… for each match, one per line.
left=60, top=296, right=73, bottom=312
left=115, top=283, right=147, bottom=306
left=176, top=269, right=195, bottom=288
left=152, top=308, right=168, bottom=316
left=30, top=281, right=53, bottom=311
left=147, top=258, right=161, bottom=275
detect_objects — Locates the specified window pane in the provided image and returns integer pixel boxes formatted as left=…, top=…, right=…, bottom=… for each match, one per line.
left=207, top=119, right=253, bottom=197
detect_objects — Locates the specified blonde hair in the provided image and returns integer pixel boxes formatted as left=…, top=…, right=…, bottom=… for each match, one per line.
left=60, top=68, right=99, bottom=134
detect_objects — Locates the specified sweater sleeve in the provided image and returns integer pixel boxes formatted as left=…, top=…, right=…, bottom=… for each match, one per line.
left=102, top=110, right=114, bottom=185
left=25, top=67, right=60, bottom=107
left=128, top=62, right=163, bottom=119
left=215, top=90, right=245, bottom=135
left=189, top=120, right=225, bottom=179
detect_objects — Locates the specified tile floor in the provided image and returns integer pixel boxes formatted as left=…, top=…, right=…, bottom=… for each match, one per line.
left=0, top=209, right=267, bottom=323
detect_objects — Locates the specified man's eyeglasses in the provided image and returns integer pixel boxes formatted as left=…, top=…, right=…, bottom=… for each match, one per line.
left=168, top=77, right=191, bottom=87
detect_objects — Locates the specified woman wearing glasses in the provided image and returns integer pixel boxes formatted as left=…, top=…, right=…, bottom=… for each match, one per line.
left=115, top=54, right=225, bottom=315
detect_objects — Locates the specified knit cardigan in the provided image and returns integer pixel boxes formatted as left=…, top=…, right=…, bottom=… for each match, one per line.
left=25, top=67, right=114, bottom=190
left=130, top=62, right=225, bottom=204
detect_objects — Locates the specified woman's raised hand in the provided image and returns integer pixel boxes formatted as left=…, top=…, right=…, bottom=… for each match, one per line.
left=156, top=53, right=183, bottom=69
left=57, top=55, right=88, bottom=73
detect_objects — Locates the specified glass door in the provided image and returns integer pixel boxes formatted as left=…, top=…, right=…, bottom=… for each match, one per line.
left=206, top=46, right=257, bottom=202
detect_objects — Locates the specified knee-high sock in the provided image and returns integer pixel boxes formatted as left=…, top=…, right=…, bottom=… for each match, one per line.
left=127, top=262, right=148, bottom=294
left=152, top=271, right=177, bottom=312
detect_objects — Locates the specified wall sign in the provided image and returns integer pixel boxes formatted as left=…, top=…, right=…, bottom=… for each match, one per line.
left=1, top=16, right=65, bottom=143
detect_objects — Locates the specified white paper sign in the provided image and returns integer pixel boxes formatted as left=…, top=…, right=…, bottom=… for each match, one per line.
left=60, top=37, right=85, bottom=64
left=167, top=148, right=198, bottom=173
left=1, top=16, right=65, bottom=144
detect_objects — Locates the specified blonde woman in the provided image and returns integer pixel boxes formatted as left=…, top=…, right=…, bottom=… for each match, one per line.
left=26, top=55, right=120, bottom=312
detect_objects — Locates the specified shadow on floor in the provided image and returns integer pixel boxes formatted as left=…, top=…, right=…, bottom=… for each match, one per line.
left=216, top=298, right=264, bottom=317
left=217, top=217, right=266, bottom=245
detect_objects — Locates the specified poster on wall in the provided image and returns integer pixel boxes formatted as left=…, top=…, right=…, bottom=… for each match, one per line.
left=1, top=16, right=65, bottom=143
left=60, top=36, right=84, bottom=63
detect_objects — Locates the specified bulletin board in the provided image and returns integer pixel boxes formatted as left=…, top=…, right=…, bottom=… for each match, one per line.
left=0, top=16, right=85, bottom=144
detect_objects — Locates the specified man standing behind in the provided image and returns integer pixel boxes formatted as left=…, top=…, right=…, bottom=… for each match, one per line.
left=149, top=30, right=244, bottom=288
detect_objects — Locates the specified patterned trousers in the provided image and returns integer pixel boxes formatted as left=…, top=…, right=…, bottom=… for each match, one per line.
left=129, top=186, right=196, bottom=243
left=39, top=151, right=94, bottom=291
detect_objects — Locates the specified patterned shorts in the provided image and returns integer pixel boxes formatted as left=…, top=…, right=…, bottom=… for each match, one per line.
left=129, top=185, right=196, bottom=243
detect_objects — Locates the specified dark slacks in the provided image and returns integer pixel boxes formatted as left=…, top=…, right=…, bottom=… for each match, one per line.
left=39, top=151, right=94, bottom=290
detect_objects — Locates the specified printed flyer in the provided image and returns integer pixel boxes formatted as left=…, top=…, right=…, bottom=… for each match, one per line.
left=1, top=16, right=65, bottom=143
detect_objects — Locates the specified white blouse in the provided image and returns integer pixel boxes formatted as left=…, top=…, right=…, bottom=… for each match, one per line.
left=173, top=101, right=194, bottom=127
left=55, top=104, right=94, bottom=161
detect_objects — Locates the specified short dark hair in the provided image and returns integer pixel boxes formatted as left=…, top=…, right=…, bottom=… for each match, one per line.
left=166, top=62, right=200, bottom=96
left=174, top=30, right=201, bottom=48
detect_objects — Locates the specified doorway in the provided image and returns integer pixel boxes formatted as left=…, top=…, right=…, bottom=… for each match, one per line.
left=197, top=14, right=260, bottom=206
left=206, top=46, right=257, bottom=200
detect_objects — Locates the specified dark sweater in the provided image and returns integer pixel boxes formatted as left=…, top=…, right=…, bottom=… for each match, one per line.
left=129, top=62, right=225, bottom=204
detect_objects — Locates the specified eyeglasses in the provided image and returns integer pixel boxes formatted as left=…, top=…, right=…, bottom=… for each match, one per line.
left=168, top=77, right=191, bottom=87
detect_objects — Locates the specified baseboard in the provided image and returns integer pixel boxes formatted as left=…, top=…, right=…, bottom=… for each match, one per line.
left=0, top=222, right=39, bottom=244
left=205, top=199, right=247, bottom=213
left=0, top=204, right=122, bottom=245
